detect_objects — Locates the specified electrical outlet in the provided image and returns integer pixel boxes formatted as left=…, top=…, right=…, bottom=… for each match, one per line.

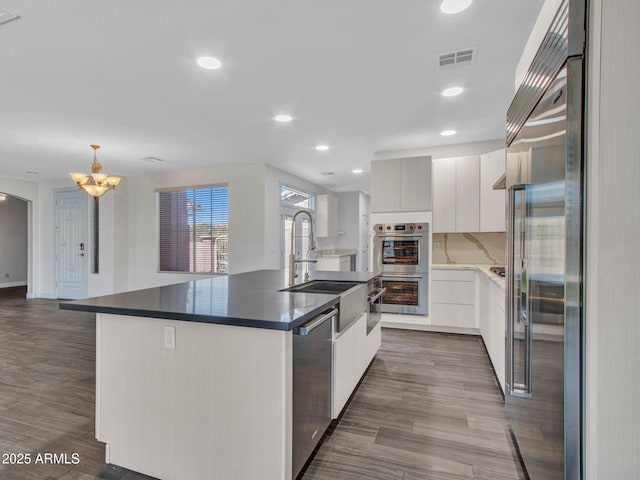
left=164, top=326, right=176, bottom=349
left=433, top=242, right=440, bottom=251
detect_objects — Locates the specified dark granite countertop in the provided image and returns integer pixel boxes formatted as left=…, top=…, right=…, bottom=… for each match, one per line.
left=59, top=269, right=379, bottom=331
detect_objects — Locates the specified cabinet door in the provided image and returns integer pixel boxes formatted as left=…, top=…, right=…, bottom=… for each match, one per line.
left=432, top=158, right=456, bottom=233
left=316, top=257, right=340, bottom=271
left=455, top=156, right=480, bottom=232
left=370, top=159, right=401, bottom=212
left=316, top=195, right=338, bottom=237
left=352, top=313, right=369, bottom=383
left=400, top=156, right=432, bottom=211
left=332, top=326, right=355, bottom=418
left=480, top=149, right=506, bottom=232
left=338, top=256, right=351, bottom=272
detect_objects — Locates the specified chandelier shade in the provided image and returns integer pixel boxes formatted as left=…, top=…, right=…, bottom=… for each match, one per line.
left=70, top=145, right=121, bottom=197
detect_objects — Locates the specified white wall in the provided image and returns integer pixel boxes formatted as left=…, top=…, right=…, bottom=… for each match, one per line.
left=122, top=164, right=267, bottom=291
left=374, top=139, right=505, bottom=162
left=1, top=162, right=338, bottom=298
left=586, top=0, right=640, bottom=478
left=0, top=195, right=28, bottom=287
left=264, top=165, right=337, bottom=269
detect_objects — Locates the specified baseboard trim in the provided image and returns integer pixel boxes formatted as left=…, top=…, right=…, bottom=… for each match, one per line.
left=0, top=281, right=27, bottom=288
left=381, top=321, right=480, bottom=335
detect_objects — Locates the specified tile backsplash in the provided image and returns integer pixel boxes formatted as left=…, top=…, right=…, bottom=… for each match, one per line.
left=432, top=232, right=506, bottom=265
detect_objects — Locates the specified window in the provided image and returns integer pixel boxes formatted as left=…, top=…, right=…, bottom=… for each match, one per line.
left=280, top=184, right=315, bottom=270
left=159, top=185, right=229, bottom=273
left=281, top=185, right=314, bottom=209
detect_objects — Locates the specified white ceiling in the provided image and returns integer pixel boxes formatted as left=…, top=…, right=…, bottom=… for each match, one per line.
left=0, top=0, right=544, bottom=192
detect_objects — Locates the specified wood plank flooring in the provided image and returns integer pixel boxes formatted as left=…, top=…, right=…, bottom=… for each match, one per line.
left=301, top=328, right=526, bottom=480
left=0, top=287, right=525, bottom=479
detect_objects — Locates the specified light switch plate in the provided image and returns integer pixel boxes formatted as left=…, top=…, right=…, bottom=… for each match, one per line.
left=164, top=326, right=176, bottom=349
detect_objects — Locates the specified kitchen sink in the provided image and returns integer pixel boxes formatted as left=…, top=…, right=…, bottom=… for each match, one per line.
left=282, top=281, right=360, bottom=295
left=282, top=281, right=367, bottom=333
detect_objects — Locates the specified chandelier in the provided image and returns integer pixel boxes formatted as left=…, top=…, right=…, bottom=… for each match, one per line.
left=70, top=145, right=121, bottom=197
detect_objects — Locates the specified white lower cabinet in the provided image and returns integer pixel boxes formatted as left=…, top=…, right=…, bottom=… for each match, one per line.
left=316, top=255, right=352, bottom=272
left=430, top=268, right=477, bottom=329
left=478, top=272, right=506, bottom=392
left=332, top=321, right=355, bottom=418
left=332, top=312, right=379, bottom=418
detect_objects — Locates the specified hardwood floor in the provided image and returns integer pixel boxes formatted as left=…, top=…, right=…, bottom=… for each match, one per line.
left=0, top=287, right=524, bottom=479
left=301, top=329, right=526, bottom=480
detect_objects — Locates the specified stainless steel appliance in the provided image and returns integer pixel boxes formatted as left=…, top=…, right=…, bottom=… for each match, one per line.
left=373, top=223, right=429, bottom=315
left=505, top=2, right=584, bottom=479
left=292, top=308, right=335, bottom=478
left=373, top=223, right=429, bottom=274
left=366, top=276, right=385, bottom=333
left=379, top=274, right=428, bottom=315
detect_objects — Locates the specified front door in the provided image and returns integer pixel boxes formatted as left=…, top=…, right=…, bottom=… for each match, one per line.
left=55, top=189, right=88, bottom=299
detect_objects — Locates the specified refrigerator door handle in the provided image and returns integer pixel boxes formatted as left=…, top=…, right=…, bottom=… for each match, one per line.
left=506, top=185, right=533, bottom=399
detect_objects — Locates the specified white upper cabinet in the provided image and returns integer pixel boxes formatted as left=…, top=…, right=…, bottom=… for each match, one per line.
left=316, top=194, right=338, bottom=237
left=433, top=156, right=479, bottom=233
left=432, top=158, right=456, bottom=233
left=480, top=149, right=507, bottom=232
left=370, top=156, right=432, bottom=212
left=455, top=156, right=480, bottom=232
left=400, top=156, right=433, bottom=211
left=433, top=150, right=506, bottom=233
left=370, top=159, right=401, bottom=212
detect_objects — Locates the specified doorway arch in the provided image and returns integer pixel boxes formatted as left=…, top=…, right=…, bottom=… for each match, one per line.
left=0, top=192, right=32, bottom=297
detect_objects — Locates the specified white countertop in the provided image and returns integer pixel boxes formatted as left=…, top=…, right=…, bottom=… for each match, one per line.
left=432, top=263, right=505, bottom=289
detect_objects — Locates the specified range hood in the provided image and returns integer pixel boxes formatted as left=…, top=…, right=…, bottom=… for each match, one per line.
left=492, top=172, right=506, bottom=190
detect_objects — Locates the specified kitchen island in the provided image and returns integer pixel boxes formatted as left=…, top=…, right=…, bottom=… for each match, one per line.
left=60, top=269, right=380, bottom=480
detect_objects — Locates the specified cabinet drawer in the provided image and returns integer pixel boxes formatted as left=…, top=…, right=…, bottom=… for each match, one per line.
left=431, top=303, right=475, bottom=328
left=431, top=269, right=476, bottom=282
left=432, top=280, right=475, bottom=305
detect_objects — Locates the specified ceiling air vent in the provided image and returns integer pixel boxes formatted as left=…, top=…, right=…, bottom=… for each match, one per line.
left=438, top=48, right=475, bottom=68
left=140, top=156, right=166, bottom=163
left=0, top=6, right=19, bottom=26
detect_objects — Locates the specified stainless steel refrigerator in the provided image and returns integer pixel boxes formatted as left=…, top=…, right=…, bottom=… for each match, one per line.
left=505, top=1, right=585, bottom=479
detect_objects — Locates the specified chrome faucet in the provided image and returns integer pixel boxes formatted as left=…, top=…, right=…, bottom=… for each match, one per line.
left=288, top=210, right=318, bottom=286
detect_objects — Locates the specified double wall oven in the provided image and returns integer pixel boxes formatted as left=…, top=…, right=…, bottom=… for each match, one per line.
left=373, top=223, right=429, bottom=315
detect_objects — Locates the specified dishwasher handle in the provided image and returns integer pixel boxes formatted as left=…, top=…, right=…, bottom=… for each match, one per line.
left=295, top=308, right=338, bottom=336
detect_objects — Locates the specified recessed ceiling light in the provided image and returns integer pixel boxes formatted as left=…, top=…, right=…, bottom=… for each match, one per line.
left=440, top=0, right=473, bottom=14
left=315, top=145, right=330, bottom=151
left=441, top=130, right=457, bottom=136
left=197, top=57, right=222, bottom=70
left=274, top=114, right=293, bottom=123
left=352, top=169, right=363, bottom=174
left=442, top=86, right=464, bottom=97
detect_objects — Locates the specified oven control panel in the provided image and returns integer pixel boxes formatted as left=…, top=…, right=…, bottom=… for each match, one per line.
left=374, top=223, right=427, bottom=235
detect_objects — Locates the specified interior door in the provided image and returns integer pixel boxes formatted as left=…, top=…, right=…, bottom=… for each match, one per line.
left=55, top=189, right=88, bottom=299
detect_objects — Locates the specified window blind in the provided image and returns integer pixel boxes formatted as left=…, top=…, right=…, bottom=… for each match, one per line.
left=159, top=185, right=229, bottom=273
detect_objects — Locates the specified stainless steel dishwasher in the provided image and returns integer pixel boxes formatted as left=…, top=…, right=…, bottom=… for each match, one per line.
left=292, top=307, right=336, bottom=479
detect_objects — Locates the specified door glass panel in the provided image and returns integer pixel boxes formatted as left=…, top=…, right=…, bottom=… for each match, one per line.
left=381, top=279, right=419, bottom=306
left=381, top=239, right=419, bottom=265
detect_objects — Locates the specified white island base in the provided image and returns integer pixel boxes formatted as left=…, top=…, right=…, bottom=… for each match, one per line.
left=96, top=313, right=293, bottom=480
left=95, top=311, right=381, bottom=480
